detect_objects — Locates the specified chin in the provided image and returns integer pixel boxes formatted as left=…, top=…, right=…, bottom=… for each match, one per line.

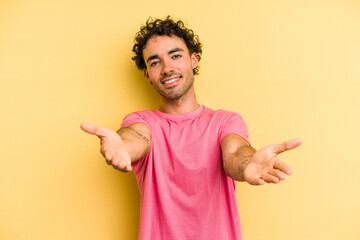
left=164, top=94, right=182, bottom=100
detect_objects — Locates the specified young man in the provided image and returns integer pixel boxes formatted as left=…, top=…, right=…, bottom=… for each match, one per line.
left=81, top=16, right=301, bottom=240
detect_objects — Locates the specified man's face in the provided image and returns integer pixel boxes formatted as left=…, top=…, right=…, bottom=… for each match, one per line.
left=142, top=35, right=198, bottom=100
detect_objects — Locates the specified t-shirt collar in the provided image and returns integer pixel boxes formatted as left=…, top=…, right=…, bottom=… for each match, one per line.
left=154, top=105, right=204, bottom=121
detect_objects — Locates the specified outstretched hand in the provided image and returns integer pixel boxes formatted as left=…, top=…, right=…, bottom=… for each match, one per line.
left=244, top=139, right=302, bottom=185
left=80, top=123, right=133, bottom=172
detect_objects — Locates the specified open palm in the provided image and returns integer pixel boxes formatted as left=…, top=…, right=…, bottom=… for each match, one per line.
left=244, top=139, right=302, bottom=185
left=80, top=123, right=132, bottom=172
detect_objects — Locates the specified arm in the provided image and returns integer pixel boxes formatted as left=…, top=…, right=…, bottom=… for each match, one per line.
left=221, top=134, right=301, bottom=185
left=80, top=122, right=150, bottom=172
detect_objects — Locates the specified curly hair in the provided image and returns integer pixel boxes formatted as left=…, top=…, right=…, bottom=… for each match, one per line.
left=132, top=16, right=203, bottom=75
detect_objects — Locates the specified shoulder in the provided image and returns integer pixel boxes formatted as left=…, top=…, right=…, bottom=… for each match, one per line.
left=124, top=109, right=155, bottom=119
left=202, top=106, right=243, bottom=122
left=203, top=106, right=248, bottom=132
left=121, top=109, right=158, bottom=128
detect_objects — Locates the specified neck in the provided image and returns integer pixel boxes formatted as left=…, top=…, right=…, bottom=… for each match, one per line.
left=159, top=86, right=199, bottom=114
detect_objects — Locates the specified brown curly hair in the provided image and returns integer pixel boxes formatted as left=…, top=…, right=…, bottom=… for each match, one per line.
left=132, top=16, right=203, bottom=75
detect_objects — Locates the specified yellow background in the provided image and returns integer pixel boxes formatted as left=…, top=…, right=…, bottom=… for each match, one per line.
left=1, top=0, right=359, bottom=239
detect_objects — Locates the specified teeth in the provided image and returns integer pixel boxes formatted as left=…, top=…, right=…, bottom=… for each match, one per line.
left=164, top=78, right=179, bottom=84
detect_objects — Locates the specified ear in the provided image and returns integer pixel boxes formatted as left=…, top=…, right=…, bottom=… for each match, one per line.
left=143, top=69, right=152, bottom=84
left=191, top=52, right=198, bottom=69
left=143, top=69, right=150, bottom=81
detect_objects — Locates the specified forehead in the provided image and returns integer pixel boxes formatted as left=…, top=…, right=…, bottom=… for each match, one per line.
left=143, top=35, right=189, bottom=58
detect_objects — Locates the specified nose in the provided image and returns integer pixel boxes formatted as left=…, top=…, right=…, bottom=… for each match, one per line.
left=161, top=58, right=174, bottom=75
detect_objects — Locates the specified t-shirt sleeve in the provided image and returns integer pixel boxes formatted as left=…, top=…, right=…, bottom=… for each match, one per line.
left=120, top=111, right=151, bottom=169
left=219, top=111, right=251, bottom=146
left=120, top=111, right=149, bottom=128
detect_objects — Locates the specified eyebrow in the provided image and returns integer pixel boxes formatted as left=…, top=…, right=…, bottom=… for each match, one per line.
left=146, top=55, right=159, bottom=64
left=146, top=48, right=185, bottom=64
left=168, top=48, right=184, bottom=55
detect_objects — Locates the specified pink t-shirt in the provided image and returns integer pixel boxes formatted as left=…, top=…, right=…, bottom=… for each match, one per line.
left=121, top=105, right=250, bottom=240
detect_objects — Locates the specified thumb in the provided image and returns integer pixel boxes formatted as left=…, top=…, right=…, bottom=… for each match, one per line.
left=80, top=123, right=109, bottom=138
left=272, top=138, right=302, bottom=154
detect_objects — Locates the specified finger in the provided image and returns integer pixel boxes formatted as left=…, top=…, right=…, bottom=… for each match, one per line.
left=119, top=165, right=133, bottom=172
left=274, top=161, right=292, bottom=175
left=246, top=176, right=265, bottom=185
left=112, top=164, right=120, bottom=171
left=102, top=147, right=112, bottom=160
left=261, top=174, right=280, bottom=184
left=118, top=163, right=132, bottom=172
left=110, top=161, right=123, bottom=171
left=113, top=159, right=132, bottom=172
left=268, top=169, right=286, bottom=181
left=257, top=179, right=265, bottom=185
left=118, top=162, right=125, bottom=169
left=105, top=159, right=112, bottom=165
left=104, top=152, right=113, bottom=165
left=104, top=154, right=130, bottom=172
left=271, top=138, right=302, bottom=154
left=80, top=123, right=110, bottom=138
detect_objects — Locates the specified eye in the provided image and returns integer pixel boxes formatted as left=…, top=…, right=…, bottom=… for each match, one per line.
left=149, top=61, right=159, bottom=67
left=172, top=54, right=182, bottom=59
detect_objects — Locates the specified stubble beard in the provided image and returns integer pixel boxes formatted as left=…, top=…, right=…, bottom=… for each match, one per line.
left=154, top=74, right=195, bottom=101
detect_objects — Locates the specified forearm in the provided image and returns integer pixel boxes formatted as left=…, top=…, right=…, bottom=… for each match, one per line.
left=223, top=145, right=256, bottom=181
left=221, top=134, right=301, bottom=184
left=116, top=126, right=150, bottom=163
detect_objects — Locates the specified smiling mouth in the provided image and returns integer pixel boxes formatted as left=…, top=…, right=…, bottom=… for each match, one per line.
left=162, top=77, right=180, bottom=84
